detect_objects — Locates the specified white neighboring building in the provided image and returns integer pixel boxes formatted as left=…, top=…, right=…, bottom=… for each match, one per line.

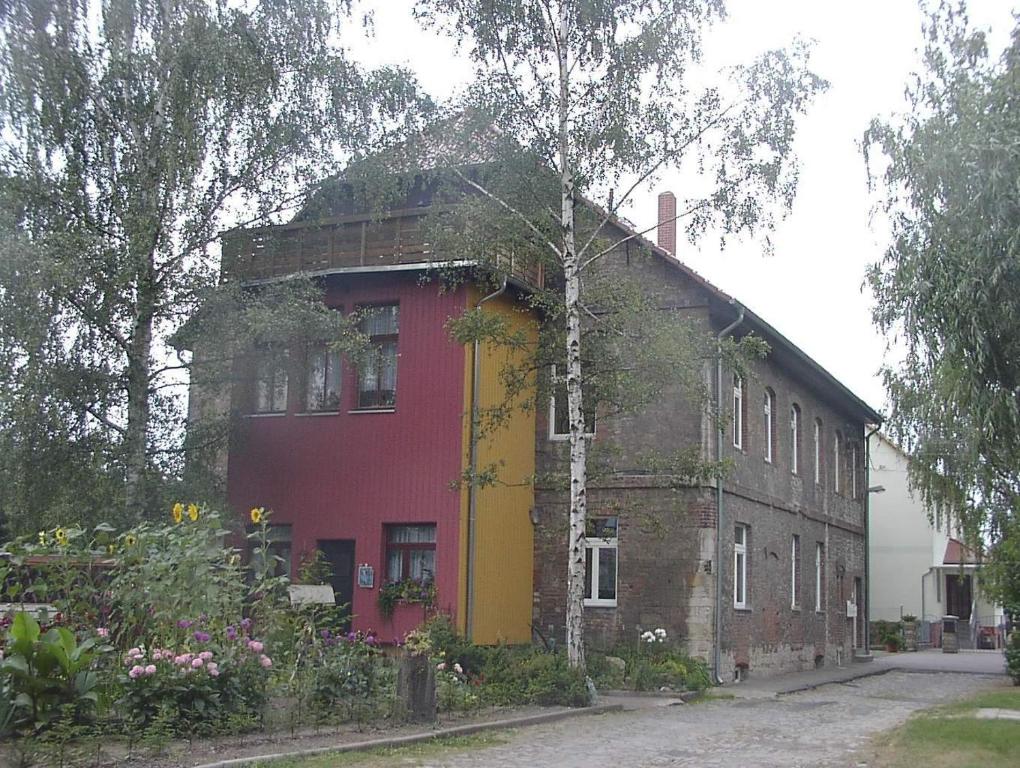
left=869, top=434, right=1005, bottom=648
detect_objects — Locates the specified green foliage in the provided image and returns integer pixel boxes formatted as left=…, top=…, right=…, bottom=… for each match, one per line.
left=592, top=637, right=712, bottom=692
left=865, top=5, right=1020, bottom=555
left=0, top=0, right=428, bottom=528
left=377, top=579, right=437, bottom=617
left=1, top=612, right=110, bottom=732
left=1005, top=631, right=1020, bottom=685
left=475, top=646, right=589, bottom=707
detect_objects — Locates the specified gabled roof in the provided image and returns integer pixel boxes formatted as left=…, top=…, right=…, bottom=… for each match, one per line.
left=593, top=202, right=884, bottom=426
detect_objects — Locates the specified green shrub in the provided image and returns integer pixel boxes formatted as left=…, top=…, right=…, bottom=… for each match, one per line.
left=1005, top=631, right=1020, bottom=685
left=479, top=648, right=589, bottom=707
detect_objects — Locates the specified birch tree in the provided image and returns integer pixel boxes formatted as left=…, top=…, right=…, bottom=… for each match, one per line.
left=415, top=0, right=825, bottom=669
left=0, top=0, right=426, bottom=529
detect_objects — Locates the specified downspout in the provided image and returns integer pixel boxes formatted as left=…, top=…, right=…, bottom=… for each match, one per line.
left=714, top=302, right=744, bottom=684
left=465, top=278, right=508, bottom=642
left=863, top=424, right=880, bottom=654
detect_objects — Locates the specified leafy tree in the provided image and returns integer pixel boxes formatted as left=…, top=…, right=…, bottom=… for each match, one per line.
left=413, top=0, right=825, bottom=669
left=0, top=0, right=426, bottom=531
left=865, top=2, right=1020, bottom=610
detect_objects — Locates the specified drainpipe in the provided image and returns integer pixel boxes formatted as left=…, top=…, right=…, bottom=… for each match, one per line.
left=863, top=425, right=880, bottom=654
left=714, top=301, right=744, bottom=684
left=465, top=278, right=508, bottom=642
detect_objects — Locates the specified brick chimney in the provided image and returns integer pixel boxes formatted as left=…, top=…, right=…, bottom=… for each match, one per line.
left=657, top=191, right=677, bottom=256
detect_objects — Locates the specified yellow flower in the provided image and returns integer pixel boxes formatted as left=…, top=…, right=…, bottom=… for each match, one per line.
left=107, top=544, right=116, bottom=555
left=55, top=528, right=68, bottom=546
left=188, top=503, right=199, bottom=522
left=172, top=502, right=184, bottom=524
left=250, top=507, right=264, bottom=525
left=124, top=534, right=137, bottom=547
left=229, top=553, right=241, bottom=566
left=38, top=531, right=47, bottom=545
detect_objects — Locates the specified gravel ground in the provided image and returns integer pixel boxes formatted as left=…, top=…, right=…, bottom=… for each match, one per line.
left=389, top=672, right=1007, bottom=768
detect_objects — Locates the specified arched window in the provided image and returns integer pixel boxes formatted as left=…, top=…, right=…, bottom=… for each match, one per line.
left=732, top=374, right=744, bottom=450
left=764, top=388, right=775, bottom=463
left=791, top=404, right=801, bottom=475
left=813, top=418, right=823, bottom=485
left=834, top=430, right=843, bottom=494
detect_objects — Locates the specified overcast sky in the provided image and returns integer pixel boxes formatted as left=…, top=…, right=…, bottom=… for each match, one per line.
left=347, top=0, right=1017, bottom=416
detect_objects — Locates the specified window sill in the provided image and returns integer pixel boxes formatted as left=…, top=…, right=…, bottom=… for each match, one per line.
left=584, top=601, right=617, bottom=609
left=349, top=408, right=396, bottom=414
left=296, top=411, right=341, bottom=417
left=245, top=412, right=286, bottom=418
left=733, top=606, right=752, bottom=613
left=791, top=606, right=801, bottom=613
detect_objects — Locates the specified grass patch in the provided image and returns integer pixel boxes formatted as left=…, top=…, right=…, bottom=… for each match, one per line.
left=250, top=732, right=509, bottom=767
left=869, top=685, right=1020, bottom=768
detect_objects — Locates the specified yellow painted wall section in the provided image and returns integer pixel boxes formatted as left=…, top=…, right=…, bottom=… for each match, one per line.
left=459, top=287, right=537, bottom=645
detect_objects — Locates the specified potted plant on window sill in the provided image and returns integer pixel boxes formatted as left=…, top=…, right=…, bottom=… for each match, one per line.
left=378, top=578, right=437, bottom=618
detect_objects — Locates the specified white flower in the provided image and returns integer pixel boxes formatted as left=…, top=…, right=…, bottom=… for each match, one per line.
left=436, top=662, right=447, bottom=671
left=641, top=630, right=656, bottom=643
left=453, top=662, right=463, bottom=675
left=654, top=628, right=667, bottom=638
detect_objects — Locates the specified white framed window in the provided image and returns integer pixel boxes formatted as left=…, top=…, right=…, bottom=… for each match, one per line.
left=732, top=374, right=743, bottom=449
left=834, top=430, right=843, bottom=494
left=304, top=344, right=342, bottom=412
left=791, top=404, right=801, bottom=475
left=584, top=517, right=618, bottom=607
left=549, top=364, right=596, bottom=440
left=791, top=534, right=801, bottom=609
left=851, top=442, right=858, bottom=500
left=815, top=542, right=825, bottom=612
left=386, top=524, right=436, bottom=584
left=356, top=304, right=399, bottom=409
left=734, top=524, right=749, bottom=609
left=813, top=418, right=822, bottom=486
left=763, top=389, right=774, bottom=463
left=254, top=347, right=289, bottom=414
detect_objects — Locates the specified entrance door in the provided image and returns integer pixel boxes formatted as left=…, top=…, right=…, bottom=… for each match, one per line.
left=318, top=539, right=356, bottom=622
left=945, top=574, right=972, bottom=620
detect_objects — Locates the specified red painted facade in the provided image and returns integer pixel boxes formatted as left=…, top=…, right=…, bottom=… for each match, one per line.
left=227, top=272, right=468, bottom=640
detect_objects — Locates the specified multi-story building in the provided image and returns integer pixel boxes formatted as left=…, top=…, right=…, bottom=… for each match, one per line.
left=204, top=185, right=882, bottom=680
left=870, top=433, right=1005, bottom=649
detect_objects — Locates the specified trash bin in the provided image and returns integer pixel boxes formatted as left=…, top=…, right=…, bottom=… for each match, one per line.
left=942, top=615, right=958, bottom=653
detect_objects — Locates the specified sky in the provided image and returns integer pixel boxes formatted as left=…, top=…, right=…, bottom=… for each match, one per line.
left=346, top=0, right=1018, bottom=416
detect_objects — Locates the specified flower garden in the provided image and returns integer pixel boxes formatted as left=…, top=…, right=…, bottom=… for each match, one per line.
left=0, top=505, right=711, bottom=766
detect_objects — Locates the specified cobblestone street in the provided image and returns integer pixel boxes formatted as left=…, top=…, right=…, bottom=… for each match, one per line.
left=391, top=672, right=1006, bottom=768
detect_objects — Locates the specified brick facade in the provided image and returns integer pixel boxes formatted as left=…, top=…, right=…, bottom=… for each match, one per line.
left=532, top=233, right=877, bottom=680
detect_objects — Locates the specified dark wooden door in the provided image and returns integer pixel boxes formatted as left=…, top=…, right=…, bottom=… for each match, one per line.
left=945, top=574, right=972, bottom=620
left=318, top=539, right=356, bottom=620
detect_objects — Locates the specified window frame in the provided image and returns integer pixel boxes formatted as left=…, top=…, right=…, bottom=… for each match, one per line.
left=813, top=418, right=823, bottom=486
left=384, top=523, right=436, bottom=585
left=791, top=534, right=801, bottom=609
left=302, top=342, right=343, bottom=413
left=253, top=346, right=289, bottom=414
left=583, top=517, right=618, bottom=607
left=734, top=524, right=749, bottom=609
left=791, top=404, right=801, bottom=475
left=815, top=542, right=825, bottom=612
left=355, top=304, right=399, bottom=411
left=851, top=441, right=858, bottom=500
left=732, top=374, right=744, bottom=450
left=549, top=364, right=596, bottom=441
left=763, top=388, right=775, bottom=463
left=834, top=430, right=843, bottom=495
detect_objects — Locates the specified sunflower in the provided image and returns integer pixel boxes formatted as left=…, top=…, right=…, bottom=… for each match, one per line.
left=124, top=533, right=137, bottom=547
left=250, top=507, right=264, bottom=525
left=55, top=528, right=69, bottom=546
left=172, top=502, right=184, bottom=524
left=188, top=503, right=200, bottom=522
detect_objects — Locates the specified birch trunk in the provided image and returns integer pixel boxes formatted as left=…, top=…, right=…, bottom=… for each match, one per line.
left=557, top=3, right=587, bottom=672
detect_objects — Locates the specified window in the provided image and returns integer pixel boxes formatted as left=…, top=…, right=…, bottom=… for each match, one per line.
left=834, top=430, right=843, bottom=494
left=791, top=404, right=801, bottom=475
left=763, top=388, right=775, bottom=463
left=815, top=542, right=825, bottom=612
left=791, top=535, right=801, bottom=609
left=734, top=524, right=749, bottom=608
left=813, top=418, right=822, bottom=485
left=549, top=364, right=596, bottom=440
left=732, top=374, right=744, bottom=449
left=385, top=524, right=436, bottom=584
left=584, top=517, right=618, bottom=606
left=254, top=347, right=289, bottom=413
left=357, top=305, right=399, bottom=409
left=851, top=441, right=858, bottom=500
left=304, top=343, right=342, bottom=411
